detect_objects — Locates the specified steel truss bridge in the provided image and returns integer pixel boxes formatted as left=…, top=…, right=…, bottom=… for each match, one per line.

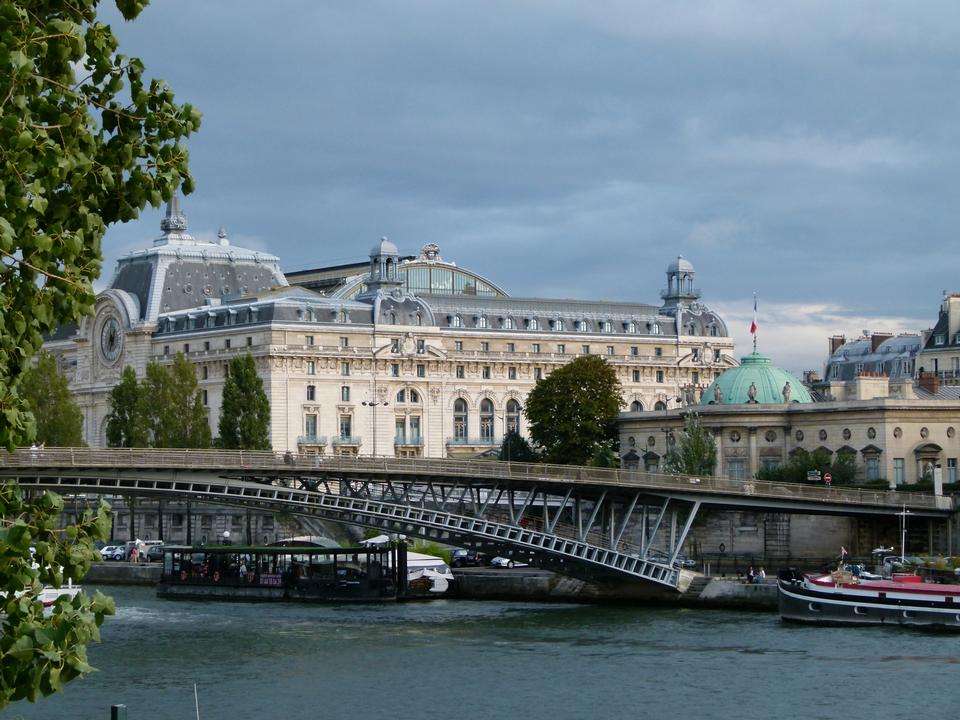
left=1, top=448, right=952, bottom=592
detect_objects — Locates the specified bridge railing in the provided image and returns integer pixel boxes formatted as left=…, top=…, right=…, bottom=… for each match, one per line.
left=0, top=447, right=950, bottom=511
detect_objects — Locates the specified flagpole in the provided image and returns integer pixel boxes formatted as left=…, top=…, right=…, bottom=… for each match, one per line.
left=752, top=292, right=758, bottom=354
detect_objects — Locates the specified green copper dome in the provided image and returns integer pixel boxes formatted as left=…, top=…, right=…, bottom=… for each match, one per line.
left=700, top=352, right=813, bottom=405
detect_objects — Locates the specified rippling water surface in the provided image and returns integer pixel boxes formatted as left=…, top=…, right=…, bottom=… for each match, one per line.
left=8, top=585, right=959, bottom=720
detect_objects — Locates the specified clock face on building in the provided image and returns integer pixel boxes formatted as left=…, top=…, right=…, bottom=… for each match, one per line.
left=99, top=316, right=123, bottom=365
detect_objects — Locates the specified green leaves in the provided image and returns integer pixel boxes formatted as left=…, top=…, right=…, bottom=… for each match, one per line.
left=525, top=355, right=623, bottom=466
left=662, top=413, right=717, bottom=477
left=19, top=351, right=85, bottom=447
left=218, top=354, right=272, bottom=450
left=0, top=0, right=201, bottom=450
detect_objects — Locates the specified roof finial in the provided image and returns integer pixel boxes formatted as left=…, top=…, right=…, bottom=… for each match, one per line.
left=160, top=195, right=187, bottom=234
left=217, top=227, right=229, bottom=246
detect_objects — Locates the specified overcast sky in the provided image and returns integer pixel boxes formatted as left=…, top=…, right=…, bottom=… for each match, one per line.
left=98, top=1, right=960, bottom=374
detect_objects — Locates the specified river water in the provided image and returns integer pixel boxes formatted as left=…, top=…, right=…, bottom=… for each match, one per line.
left=8, top=585, right=959, bottom=720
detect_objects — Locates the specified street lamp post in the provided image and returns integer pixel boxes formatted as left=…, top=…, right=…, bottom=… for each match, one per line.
left=362, top=400, right=389, bottom=457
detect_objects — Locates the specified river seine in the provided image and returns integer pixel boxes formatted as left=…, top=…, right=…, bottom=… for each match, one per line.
left=8, top=585, right=959, bottom=720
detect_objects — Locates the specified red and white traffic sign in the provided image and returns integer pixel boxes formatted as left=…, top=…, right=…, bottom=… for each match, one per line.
left=824, top=472, right=832, bottom=484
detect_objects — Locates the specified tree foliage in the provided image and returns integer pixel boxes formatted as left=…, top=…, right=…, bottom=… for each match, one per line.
left=524, top=356, right=623, bottom=465
left=0, top=483, right=115, bottom=708
left=663, top=413, right=716, bottom=476
left=0, top=0, right=201, bottom=450
left=105, top=366, right=145, bottom=448
left=139, top=354, right=211, bottom=448
left=755, top=448, right=856, bottom=486
left=498, top=431, right=539, bottom=463
left=217, top=354, right=271, bottom=450
left=19, top=351, right=84, bottom=447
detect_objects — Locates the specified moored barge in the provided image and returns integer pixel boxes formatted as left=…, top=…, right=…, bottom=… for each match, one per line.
left=157, top=543, right=405, bottom=603
left=778, top=567, right=960, bottom=629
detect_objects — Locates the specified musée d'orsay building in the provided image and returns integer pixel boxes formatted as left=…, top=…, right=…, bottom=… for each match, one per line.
left=46, top=198, right=736, bottom=457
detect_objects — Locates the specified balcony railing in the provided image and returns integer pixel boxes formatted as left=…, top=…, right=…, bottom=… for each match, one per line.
left=446, top=436, right=498, bottom=446
left=331, top=435, right=362, bottom=446
left=394, top=437, right=424, bottom=446
left=297, top=435, right=327, bottom=446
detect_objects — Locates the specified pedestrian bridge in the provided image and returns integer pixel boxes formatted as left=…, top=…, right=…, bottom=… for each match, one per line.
left=1, top=448, right=952, bottom=592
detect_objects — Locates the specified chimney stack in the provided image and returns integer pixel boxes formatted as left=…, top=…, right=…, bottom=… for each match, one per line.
left=829, top=335, right=846, bottom=355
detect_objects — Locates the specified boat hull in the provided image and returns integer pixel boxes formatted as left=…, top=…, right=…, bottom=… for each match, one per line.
left=779, top=579, right=960, bottom=630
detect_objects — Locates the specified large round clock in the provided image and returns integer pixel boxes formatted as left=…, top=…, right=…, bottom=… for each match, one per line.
left=99, top=316, right=123, bottom=365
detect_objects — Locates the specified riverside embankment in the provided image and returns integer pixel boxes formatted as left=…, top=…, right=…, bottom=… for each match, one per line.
left=83, top=562, right=778, bottom=608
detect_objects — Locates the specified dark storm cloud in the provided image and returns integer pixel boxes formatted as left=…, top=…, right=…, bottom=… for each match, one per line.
left=98, top=1, right=960, bottom=370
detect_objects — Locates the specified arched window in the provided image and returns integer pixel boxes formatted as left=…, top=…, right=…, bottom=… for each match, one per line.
left=451, top=315, right=463, bottom=328
left=576, top=320, right=587, bottom=332
left=454, top=398, right=468, bottom=440
left=477, top=316, right=488, bottom=329
left=630, top=400, right=643, bottom=412
left=555, top=319, right=564, bottom=332
left=601, top=321, right=612, bottom=333
left=409, top=389, right=420, bottom=403
left=529, top=318, right=539, bottom=331
left=480, top=399, right=494, bottom=440
left=416, top=313, right=423, bottom=326
left=505, top=399, right=521, bottom=435
left=503, top=317, right=514, bottom=329
left=654, top=401, right=666, bottom=411
left=396, top=389, right=406, bottom=403
left=627, top=321, right=637, bottom=334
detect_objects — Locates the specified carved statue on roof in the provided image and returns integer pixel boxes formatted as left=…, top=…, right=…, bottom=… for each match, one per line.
left=747, top=382, right=757, bottom=403
left=713, top=384, right=722, bottom=404
left=782, top=381, right=791, bottom=403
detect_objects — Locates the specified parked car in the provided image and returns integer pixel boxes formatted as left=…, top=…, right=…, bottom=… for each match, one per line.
left=99, top=545, right=125, bottom=561
left=145, top=545, right=166, bottom=563
left=451, top=549, right=490, bottom=567
left=490, top=556, right=528, bottom=569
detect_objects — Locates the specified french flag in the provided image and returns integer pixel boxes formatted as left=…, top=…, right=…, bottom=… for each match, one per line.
left=749, top=293, right=757, bottom=335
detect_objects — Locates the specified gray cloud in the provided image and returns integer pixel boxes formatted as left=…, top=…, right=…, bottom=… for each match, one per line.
left=97, top=0, right=958, bottom=368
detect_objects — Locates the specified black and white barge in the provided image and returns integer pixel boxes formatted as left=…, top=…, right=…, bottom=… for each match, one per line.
left=778, top=568, right=960, bottom=630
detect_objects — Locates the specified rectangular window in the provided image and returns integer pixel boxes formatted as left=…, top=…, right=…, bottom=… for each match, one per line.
left=455, top=340, right=463, bottom=352
left=306, top=385, right=316, bottom=401
left=508, top=367, right=517, bottom=380
left=482, top=366, right=491, bottom=379
left=304, top=414, right=317, bottom=438
left=728, top=460, right=746, bottom=480
left=607, top=345, right=614, bottom=356
left=558, top=344, right=565, bottom=354
left=409, top=415, right=421, bottom=440
left=340, top=336, right=348, bottom=348
left=949, top=458, right=957, bottom=484
left=632, top=369, right=640, bottom=383
left=202, top=366, right=209, bottom=380
left=894, top=458, right=905, bottom=486
left=391, top=338, right=400, bottom=353
left=654, top=347, right=662, bottom=357
left=339, top=415, right=352, bottom=439
left=692, top=371, right=700, bottom=384
left=480, top=341, right=489, bottom=352
left=456, top=365, right=465, bottom=379
left=395, top=417, right=406, bottom=443
left=231, top=515, right=242, bottom=530
left=391, top=363, right=400, bottom=377
left=866, top=456, right=880, bottom=481
left=417, top=339, right=425, bottom=353
left=631, top=346, right=638, bottom=356
left=200, top=514, right=212, bottom=530
left=305, top=335, right=315, bottom=346
left=184, top=343, right=190, bottom=353
left=340, top=386, right=350, bottom=402
left=203, top=340, right=210, bottom=351
left=225, top=339, right=231, bottom=349
left=202, top=390, right=208, bottom=406
left=246, top=337, right=253, bottom=347
left=714, top=349, right=721, bottom=362
left=582, top=345, right=590, bottom=355
left=534, top=368, right=543, bottom=381
left=692, top=348, right=700, bottom=362
left=306, top=361, right=316, bottom=375
left=507, top=342, right=515, bottom=353
left=416, top=364, right=426, bottom=378
left=532, top=343, right=541, bottom=354
left=656, top=370, right=664, bottom=383
left=163, top=345, right=169, bottom=355
left=341, top=362, right=350, bottom=376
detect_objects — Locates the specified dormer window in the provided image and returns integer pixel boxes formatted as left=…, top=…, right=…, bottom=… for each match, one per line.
left=627, top=321, right=637, bottom=334
left=555, top=319, right=564, bottom=331
left=503, top=317, right=514, bottom=329
left=529, top=318, right=539, bottom=331
left=576, top=320, right=587, bottom=332
left=936, top=334, right=946, bottom=346
left=476, top=316, right=488, bottom=329
left=451, top=315, right=463, bottom=328
left=600, top=321, right=612, bottom=333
